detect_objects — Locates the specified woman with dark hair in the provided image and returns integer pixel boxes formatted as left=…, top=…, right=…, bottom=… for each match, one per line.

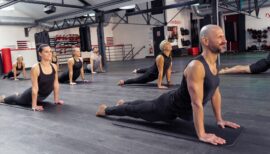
left=0, top=44, right=64, bottom=111
left=2, top=55, right=27, bottom=80
left=58, top=47, right=86, bottom=85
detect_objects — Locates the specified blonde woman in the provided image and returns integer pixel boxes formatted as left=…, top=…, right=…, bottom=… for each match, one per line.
left=58, top=47, right=86, bottom=85
left=3, top=55, right=27, bottom=80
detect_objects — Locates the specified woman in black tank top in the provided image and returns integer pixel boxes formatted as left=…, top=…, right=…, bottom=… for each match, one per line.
left=58, top=47, right=86, bottom=85
left=0, top=44, right=64, bottom=111
left=118, top=40, right=173, bottom=89
left=2, top=55, right=27, bottom=80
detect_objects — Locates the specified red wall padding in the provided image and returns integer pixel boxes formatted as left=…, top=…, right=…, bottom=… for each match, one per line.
left=1, top=48, right=12, bottom=74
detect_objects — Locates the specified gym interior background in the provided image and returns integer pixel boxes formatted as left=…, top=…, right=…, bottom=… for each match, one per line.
left=0, top=0, right=269, bottom=153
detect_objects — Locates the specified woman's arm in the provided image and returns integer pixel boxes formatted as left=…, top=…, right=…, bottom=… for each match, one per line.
left=156, top=55, right=166, bottom=89
left=31, top=65, right=43, bottom=111
left=67, top=58, right=75, bottom=84
left=53, top=64, right=64, bottom=104
left=90, top=55, right=95, bottom=73
left=13, top=64, right=18, bottom=80
left=80, top=58, right=85, bottom=80
left=166, top=62, right=173, bottom=85
left=22, top=62, right=27, bottom=79
left=99, top=56, right=104, bottom=72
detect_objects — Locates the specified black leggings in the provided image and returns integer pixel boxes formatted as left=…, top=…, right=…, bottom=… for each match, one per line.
left=249, top=58, right=270, bottom=74
left=3, top=71, right=20, bottom=79
left=4, top=88, right=46, bottom=106
left=105, top=93, right=193, bottom=122
left=124, top=73, right=157, bottom=84
left=58, top=71, right=80, bottom=83
left=136, top=68, right=148, bottom=74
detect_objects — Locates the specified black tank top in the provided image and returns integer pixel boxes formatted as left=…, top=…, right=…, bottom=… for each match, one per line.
left=170, top=55, right=220, bottom=113
left=72, top=58, right=82, bottom=80
left=38, top=63, right=55, bottom=97
left=148, top=53, right=172, bottom=77
left=16, top=63, right=23, bottom=71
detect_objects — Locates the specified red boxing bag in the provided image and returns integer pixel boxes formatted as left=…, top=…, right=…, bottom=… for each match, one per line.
left=1, top=48, right=12, bottom=74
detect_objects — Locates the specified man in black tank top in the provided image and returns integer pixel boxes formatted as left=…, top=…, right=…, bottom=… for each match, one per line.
left=96, top=25, right=240, bottom=146
left=118, top=40, right=173, bottom=89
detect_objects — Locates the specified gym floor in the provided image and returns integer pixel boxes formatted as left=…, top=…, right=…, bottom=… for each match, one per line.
left=0, top=52, right=269, bottom=154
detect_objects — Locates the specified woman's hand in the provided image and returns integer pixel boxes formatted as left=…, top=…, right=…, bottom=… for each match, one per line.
left=32, top=105, right=44, bottom=111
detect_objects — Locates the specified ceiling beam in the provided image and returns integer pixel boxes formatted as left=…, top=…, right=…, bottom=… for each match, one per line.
left=19, top=0, right=84, bottom=9
left=0, top=0, right=20, bottom=9
left=36, top=0, right=132, bottom=22
left=77, top=0, right=91, bottom=6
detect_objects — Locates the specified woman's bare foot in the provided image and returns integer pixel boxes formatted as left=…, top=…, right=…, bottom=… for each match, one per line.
left=132, top=69, right=137, bottom=73
left=116, top=99, right=125, bottom=106
left=96, top=104, right=107, bottom=117
left=118, top=80, right=124, bottom=86
left=0, top=95, right=6, bottom=103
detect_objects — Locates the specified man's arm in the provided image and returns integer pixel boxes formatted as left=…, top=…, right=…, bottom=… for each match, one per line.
left=211, top=87, right=241, bottom=129
left=186, top=60, right=205, bottom=138
left=211, top=87, right=223, bottom=122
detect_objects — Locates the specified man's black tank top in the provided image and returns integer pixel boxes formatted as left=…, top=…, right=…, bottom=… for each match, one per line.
left=38, top=63, right=55, bottom=98
left=170, top=55, right=220, bottom=113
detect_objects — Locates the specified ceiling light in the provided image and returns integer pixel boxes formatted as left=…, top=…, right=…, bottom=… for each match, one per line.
left=120, top=5, right=136, bottom=10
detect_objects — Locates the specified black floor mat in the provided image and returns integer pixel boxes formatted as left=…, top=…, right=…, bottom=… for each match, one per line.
left=112, top=113, right=243, bottom=147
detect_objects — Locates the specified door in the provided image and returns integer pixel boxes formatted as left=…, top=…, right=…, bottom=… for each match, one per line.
left=153, top=26, right=165, bottom=57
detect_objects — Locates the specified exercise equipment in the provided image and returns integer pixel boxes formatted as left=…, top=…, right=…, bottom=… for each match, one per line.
left=112, top=113, right=244, bottom=147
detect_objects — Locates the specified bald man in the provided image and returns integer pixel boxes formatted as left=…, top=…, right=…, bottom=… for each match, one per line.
left=118, top=40, right=173, bottom=89
left=96, top=25, right=240, bottom=145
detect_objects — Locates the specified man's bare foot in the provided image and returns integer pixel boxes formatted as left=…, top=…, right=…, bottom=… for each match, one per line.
left=0, top=95, right=6, bottom=103
left=116, top=99, right=125, bottom=106
left=132, top=69, right=137, bottom=73
left=96, top=104, right=107, bottom=117
left=118, top=80, right=124, bottom=86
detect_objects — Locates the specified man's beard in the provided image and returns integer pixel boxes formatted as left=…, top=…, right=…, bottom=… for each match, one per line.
left=209, top=44, right=225, bottom=54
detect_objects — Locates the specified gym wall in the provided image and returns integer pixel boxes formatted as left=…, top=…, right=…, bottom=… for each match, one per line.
left=246, top=7, right=270, bottom=49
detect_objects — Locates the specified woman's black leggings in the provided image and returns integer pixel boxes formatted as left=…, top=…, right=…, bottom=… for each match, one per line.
left=136, top=68, right=148, bottom=74
left=3, top=71, right=20, bottom=79
left=124, top=73, right=157, bottom=84
left=4, top=88, right=46, bottom=106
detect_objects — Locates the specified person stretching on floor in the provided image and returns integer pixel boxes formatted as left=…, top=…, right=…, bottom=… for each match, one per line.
left=118, top=40, right=173, bottom=89
left=96, top=25, right=240, bottom=146
left=0, top=44, right=64, bottom=111
left=58, top=47, right=86, bottom=85
left=219, top=52, right=270, bottom=74
left=3, top=55, right=27, bottom=80
left=85, top=47, right=105, bottom=74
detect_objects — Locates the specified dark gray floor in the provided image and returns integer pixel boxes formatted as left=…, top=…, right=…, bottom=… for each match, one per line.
left=0, top=52, right=269, bottom=154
